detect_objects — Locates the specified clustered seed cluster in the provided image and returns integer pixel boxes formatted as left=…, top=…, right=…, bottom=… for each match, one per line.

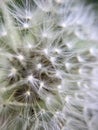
left=0, top=0, right=98, bottom=130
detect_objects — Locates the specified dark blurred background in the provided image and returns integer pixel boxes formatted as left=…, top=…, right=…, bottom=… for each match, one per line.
left=86, top=0, right=98, bottom=3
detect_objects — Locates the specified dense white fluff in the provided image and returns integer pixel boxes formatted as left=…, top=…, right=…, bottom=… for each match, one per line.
left=0, top=0, right=98, bottom=130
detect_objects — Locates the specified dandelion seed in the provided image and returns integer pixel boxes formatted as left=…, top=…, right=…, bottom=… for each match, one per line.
left=55, top=70, right=62, bottom=79
left=9, top=67, right=17, bottom=77
left=27, top=43, right=33, bottom=49
left=65, top=62, right=72, bottom=70
left=23, top=22, right=30, bottom=29
left=16, top=54, right=24, bottom=61
left=65, top=42, right=74, bottom=49
left=57, top=84, right=63, bottom=93
left=77, top=55, right=85, bottom=62
left=37, top=63, right=42, bottom=70
left=60, top=22, right=66, bottom=28
left=27, top=75, right=34, bottom=83
left=43, top=48, right=49, bottom=55
left=40, top=81, right=44, bottom=88
left=89, top=47, right=98, bottom=56
left=54, top=48, right=61, bottom=54
left=50, top=56, right=56, bottom=64
left=25, top=90, right=30, bottom=96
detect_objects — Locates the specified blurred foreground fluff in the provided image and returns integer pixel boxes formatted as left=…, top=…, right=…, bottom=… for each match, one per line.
left=0, top=0, right=98, bottom=130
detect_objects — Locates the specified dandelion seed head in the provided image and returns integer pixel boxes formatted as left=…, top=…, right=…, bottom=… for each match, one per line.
left=0, top=0, right=98, bottom=130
